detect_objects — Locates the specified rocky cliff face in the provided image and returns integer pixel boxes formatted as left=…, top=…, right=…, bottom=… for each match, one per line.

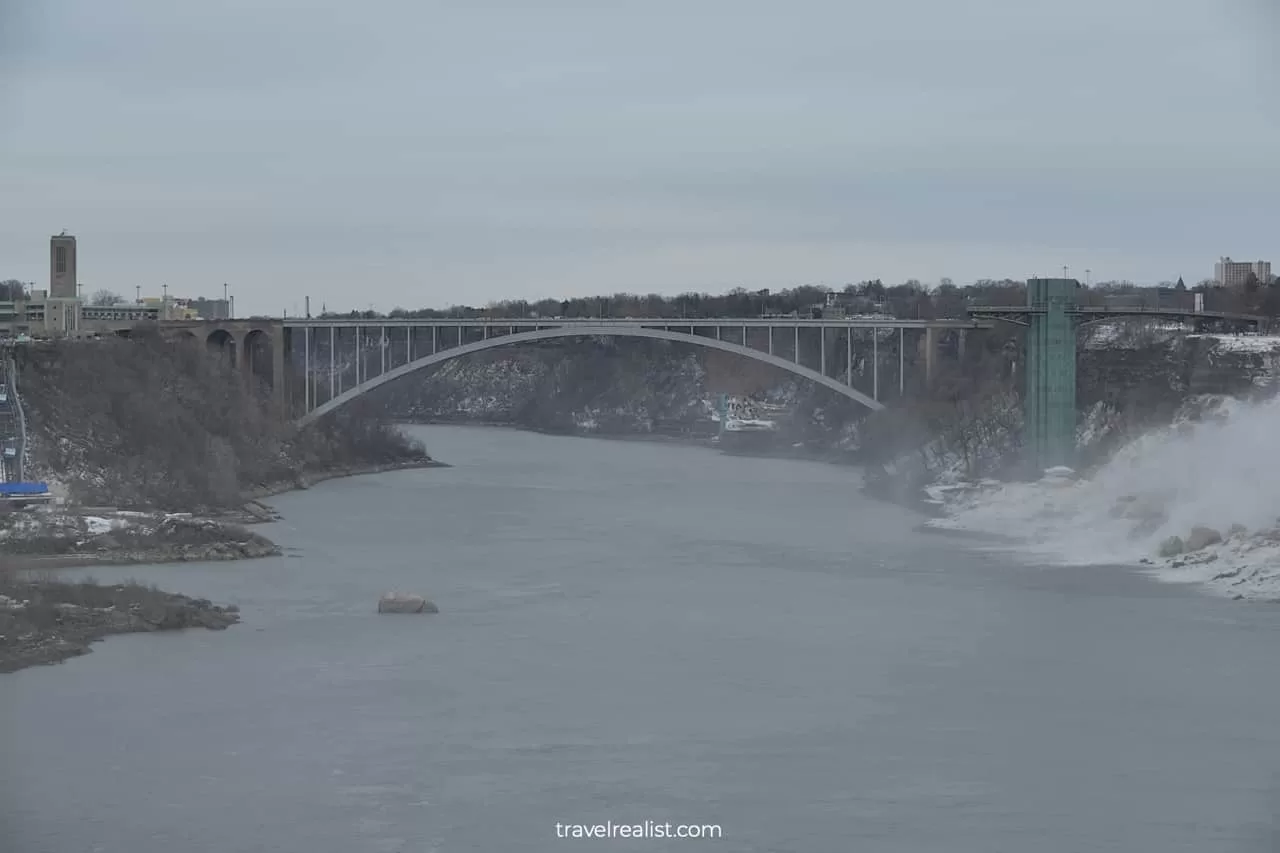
left=1077, top=326, right=1280, bottom=429
left=862, top=329, right=1280, bottom=503
left=376, top=339, right=714, bottom=435
left=371, top=338, right=858, bottom=445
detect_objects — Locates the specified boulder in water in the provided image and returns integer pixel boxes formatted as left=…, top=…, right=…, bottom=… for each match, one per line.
left=1228, top=523, right=1248, bottom=539
left=377, top=593, right=438, bottom=614
left=1158, top=536, right=1185, bottom=558
left=1185, top=526, right=1223, bottom=553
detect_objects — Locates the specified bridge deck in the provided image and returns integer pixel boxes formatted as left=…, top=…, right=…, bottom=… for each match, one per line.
left=282, top=316, right=990, bottom=330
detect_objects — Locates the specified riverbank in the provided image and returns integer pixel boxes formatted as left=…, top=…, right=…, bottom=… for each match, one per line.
left=0, top=459, right=448, bottom=573
left=0, top=574, right=240, bottom=673
left=398, top=417, right=865, bottom=466
left=239, top=457, right=449, bottom=503
left=918, top=472, right=1280, bottom=603
left=0, top=511, right=283, bottom=571
left=0, top=459, right=447, bottom=674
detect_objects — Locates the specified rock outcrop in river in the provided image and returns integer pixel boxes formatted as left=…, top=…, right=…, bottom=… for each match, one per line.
left=377, top=592, right=438, bottom=614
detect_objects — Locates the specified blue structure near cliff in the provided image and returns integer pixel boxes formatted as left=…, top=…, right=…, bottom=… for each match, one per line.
left=0, top=481, right=52, bottom=505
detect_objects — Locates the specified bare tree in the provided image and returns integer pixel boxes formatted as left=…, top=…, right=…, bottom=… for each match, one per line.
left=89, top=289, right=124, bottom=306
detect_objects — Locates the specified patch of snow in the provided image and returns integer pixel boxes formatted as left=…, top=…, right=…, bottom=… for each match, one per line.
left=724, top=418, right=777, bottom=431
left=1186, top=333, right=1280, bottom=353
left=82, top=516, right=114, bottom=534
left=1145, top=533, right=1280, bottom=601
left=1081, top=321, right=1190, bottom=349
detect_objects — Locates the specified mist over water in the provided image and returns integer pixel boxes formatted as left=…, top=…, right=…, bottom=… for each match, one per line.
left=946, top=395, right=1280, bottom=569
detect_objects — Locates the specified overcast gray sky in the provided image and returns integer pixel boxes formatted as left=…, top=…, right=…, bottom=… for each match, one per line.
left=1, top=0, right=1277, bottom=315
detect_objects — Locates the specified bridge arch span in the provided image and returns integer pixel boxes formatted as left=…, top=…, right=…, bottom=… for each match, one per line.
left=206, top=328, right=237, bottom=364
left=297, top=325, right=886, bottom=426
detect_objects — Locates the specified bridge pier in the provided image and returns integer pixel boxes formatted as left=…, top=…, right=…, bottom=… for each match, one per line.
left=241, top=328, right=287, bottom=407
left=914, top=327, right=972, bottom=391
left=162, top=320, right=288, bottom=409
left=923, top=327, right=937, bottom=387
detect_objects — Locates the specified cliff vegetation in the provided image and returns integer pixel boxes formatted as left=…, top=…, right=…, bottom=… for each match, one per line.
left=17, top=332, right=429, bottom=510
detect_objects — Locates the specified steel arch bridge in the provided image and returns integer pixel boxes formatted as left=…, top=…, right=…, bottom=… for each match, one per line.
left=298, top=325, right=887, bottom=425
left=282, top=316, right=987, bottom=425
left=154, top=315, right=987, bottom=424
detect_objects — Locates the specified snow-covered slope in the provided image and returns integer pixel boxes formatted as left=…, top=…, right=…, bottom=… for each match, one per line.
left=927, top=393, right=1280, bottom=600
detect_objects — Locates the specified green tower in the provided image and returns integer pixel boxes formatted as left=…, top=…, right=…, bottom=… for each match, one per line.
left=1024, top=278, right=1079, bottom=474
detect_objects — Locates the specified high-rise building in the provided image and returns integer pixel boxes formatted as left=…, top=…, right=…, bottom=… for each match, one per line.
left=49, top=233, right=77, bottom=299
left=1214, top=257, right=1272, bottom=288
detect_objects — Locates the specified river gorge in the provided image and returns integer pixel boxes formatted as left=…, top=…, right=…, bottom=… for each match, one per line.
left=3, top=425, right=1279, bottom=852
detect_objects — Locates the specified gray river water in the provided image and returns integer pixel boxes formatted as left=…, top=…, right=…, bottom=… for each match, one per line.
left=3, top=425, right=1280, bottom=852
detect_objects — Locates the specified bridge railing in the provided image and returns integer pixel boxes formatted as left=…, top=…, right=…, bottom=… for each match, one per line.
left=967, top=304, right=1269, bottom=323
left=283, top=315, right=986, bottom=330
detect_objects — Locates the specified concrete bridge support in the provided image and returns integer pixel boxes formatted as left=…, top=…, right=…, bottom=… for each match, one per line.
left=922, top=327, right=937, bottom=387
left=242, top=328, right=287, bottom=404
left=162, top=320, right=288, bottom=408
left=915, top=327, right=973, bottom=389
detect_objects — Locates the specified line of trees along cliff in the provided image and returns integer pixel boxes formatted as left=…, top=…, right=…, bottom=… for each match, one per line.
left=319, top=277, right=1280, bottom=322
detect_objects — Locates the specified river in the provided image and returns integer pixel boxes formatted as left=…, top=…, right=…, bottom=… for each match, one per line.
left=3, top=425, right=1280, bottom=852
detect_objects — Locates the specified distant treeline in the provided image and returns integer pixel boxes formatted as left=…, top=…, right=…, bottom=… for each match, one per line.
left=322, top=276, right=1280, bottom=322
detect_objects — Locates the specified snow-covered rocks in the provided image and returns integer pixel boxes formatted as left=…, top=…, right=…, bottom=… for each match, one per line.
left=919, top=392, right=1280, bottom=602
